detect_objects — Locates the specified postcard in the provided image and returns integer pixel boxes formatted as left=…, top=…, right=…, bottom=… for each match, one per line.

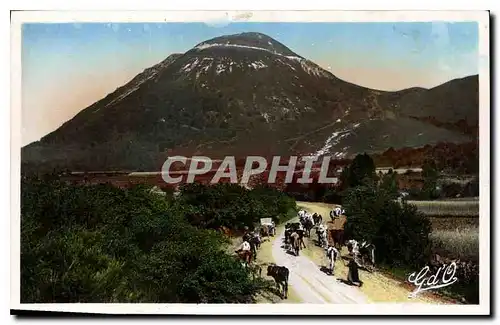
left=10, top=10, right=490, bottom=316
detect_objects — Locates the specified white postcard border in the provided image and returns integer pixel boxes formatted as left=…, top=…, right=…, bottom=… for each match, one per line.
left=9, top=10, right=491, bottom=315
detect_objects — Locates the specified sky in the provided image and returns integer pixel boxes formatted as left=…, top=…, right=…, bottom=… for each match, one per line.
left=21, top=21, right=479, bottom=146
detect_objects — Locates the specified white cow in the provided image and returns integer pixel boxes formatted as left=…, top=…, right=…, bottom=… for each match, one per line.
left=346, top=239, right=360, bottom=255
left=330, top=207, right=342, bottom=220
left=347, top=239, right=376, bottom=269
left=359, top=241, right=376, bottom=268
left=316, top=224, right=327, bottom=248
left=325, top=246, right=340, bottom=275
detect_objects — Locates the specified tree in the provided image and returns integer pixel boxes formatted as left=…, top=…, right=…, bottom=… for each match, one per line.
left=343, top=183, right=432, bottom=268
left=340, top=153, right=376, bottom=189
left=379, top=169, right=399, bottom=199
left=421, top=159, right=440, bottom=199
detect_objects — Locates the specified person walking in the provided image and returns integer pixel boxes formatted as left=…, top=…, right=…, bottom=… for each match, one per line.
left=343, top=253, right=364, bottom=287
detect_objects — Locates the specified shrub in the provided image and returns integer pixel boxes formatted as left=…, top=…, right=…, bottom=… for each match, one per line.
left=176, top=183, right=296, bottom=231
left=21, top=177, right=271, bottom=303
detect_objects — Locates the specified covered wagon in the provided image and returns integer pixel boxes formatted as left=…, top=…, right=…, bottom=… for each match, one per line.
left=259, top=217, right=276, bottom=239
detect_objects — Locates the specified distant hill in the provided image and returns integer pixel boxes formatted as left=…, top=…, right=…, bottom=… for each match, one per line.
left=22, top=32, right=479, bottom=172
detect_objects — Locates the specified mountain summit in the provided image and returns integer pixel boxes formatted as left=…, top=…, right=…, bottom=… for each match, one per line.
left=191, top=32, right=301, bottom=57
left=22, top=32, right=478, bottom=172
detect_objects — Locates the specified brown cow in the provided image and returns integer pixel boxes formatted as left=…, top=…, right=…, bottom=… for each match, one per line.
left=329, top=229, right=345, bottom=250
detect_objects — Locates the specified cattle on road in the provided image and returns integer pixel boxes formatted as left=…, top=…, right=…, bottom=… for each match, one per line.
left=267, top=264, right=290, bottom=299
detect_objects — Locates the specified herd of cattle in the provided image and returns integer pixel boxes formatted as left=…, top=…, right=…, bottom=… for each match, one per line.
left=234, top=206, right=378, bottom=299
left=283, top=209, right=376, bottom=271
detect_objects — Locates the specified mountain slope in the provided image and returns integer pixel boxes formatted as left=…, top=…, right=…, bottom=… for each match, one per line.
left=22, top=32, right=478, bottom=172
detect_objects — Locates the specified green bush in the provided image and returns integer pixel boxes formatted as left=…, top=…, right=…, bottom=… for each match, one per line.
left=176, top=183, right=296, bottom=230
left=21, top=177, right=271, bottom=303
left=343, top=184, right=433, bottom=269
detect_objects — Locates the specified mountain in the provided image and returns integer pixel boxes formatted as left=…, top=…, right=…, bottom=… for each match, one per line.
left=378, top=75, right=479, bottom=136
left=21, top=32, right=478, bottom=172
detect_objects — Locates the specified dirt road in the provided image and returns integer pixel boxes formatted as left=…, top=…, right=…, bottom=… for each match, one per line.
left=271, top=219, right=370, bottom=304
left=289, top=201, right=453, bottom=304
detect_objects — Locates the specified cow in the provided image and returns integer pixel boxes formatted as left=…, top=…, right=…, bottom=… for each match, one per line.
left=296, top=228, right=306, bottom=249
left=299, top=211, right=312, bottom=223
left=267, top=265, right=289, bottom=299
left=304, top=220, right=314, bottom=238
left=285, top=223, right=305, bottom=250
left=315, top=224, right=327, bottom=248
left=284, top=223, right=299, bottom=246
left=358, top=241, right=376, bottom=270
left=330, top=207, right=341, bottom=220
left=330, top=229, right=345, bottom=250
left=325, top=245, right=340, bottom=276
left=347, top=239, right=374, bottom=267
left=290, top=231, right=301, bottom=256
left=297, top=209, right=307, bottom=219
left=346, top=239, right=360, bottom=255
left=312, top=213, right=323, bottom=225
left=300, top=214, right=314, bottom=237
left=330, top=207, right=346, bottom=221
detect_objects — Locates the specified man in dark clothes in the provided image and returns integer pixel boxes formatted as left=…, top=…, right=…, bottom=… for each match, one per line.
left=343, top=253, right=363, bottom=287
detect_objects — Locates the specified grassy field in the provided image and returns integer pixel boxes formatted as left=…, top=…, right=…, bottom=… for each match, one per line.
left=429, top=217, right=479, bottom=230
left=407, top=200, right=479, bottom=217
left=430, top=227, right=479, bottom=262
